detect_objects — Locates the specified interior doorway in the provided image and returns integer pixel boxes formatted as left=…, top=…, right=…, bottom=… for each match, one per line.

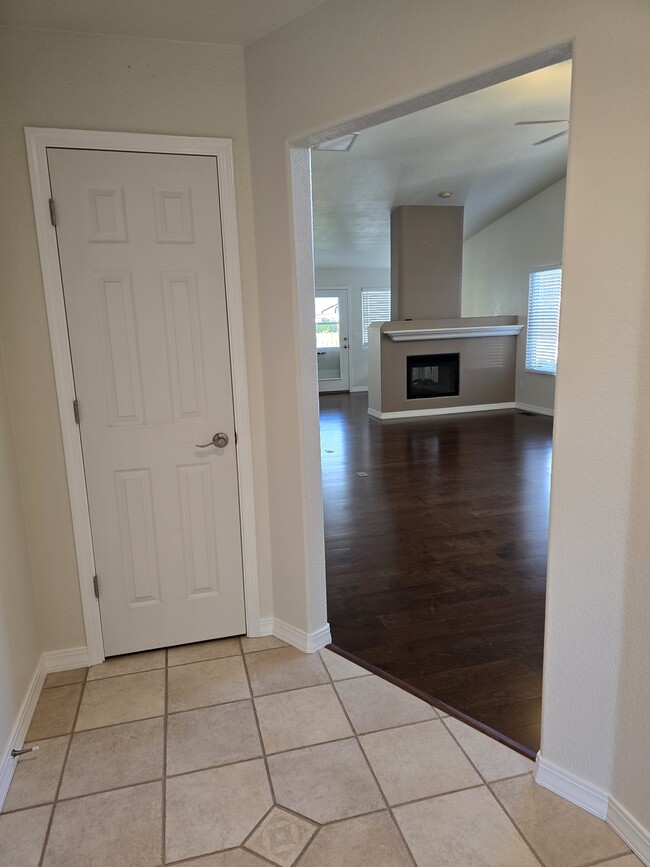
left=294, top=47, right=568, bottom=752
left=27, top=128, right=261, bottom=665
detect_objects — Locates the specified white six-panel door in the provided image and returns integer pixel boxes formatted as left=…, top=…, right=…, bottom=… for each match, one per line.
left=48, top=148, right=246, bottom=656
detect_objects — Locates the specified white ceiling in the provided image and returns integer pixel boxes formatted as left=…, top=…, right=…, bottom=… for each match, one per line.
left=0, top=0, right=329, bottom=46
left=312, top=61, right=571, bottom=270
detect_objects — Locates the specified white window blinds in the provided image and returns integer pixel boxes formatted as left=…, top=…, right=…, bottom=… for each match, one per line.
left=361, top=289, right=391, bottom=347
left=526, top=267, right=562, bottom=375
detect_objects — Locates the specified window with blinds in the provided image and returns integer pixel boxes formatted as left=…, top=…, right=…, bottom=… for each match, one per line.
left=526, top=267, right=562, bottom=375
left=361, top=289, right=391, bottom=347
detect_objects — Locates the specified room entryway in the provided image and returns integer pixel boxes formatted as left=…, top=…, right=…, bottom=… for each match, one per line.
left=47, top=147, right=246, bottom=656
left=315, top=288, right=349, bottom=392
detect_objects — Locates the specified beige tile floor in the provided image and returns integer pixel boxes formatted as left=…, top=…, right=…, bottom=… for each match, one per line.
left=0, top=639, right=641, bottom=867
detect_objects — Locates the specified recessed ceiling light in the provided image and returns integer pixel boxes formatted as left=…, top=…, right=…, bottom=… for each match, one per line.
left=314, top=133, right=359, bottom=152
left=438, top=191, right=453, bottom=198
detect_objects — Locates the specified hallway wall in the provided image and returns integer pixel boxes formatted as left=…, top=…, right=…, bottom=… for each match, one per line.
left=0, top=342, right=41, bottom=772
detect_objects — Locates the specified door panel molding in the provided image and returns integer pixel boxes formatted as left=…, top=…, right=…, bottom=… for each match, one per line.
left=25, top=127, right=261, bottom=664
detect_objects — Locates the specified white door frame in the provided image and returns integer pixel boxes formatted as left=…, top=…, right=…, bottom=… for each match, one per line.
left=25, top=127, right=261, bottom=665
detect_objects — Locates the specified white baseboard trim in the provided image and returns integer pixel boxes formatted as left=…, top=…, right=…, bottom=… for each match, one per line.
left=43, top=646, right=90, bottom=672
left=350, top=386, right=368, bottom=393
left=272, top=618, right=332, bottom=653
left=0, top=654, right=47, bottom=811
left=257, top=617, right=274, bottom=637
left=515, top=402, right=554, bottom=417
left=0, top=645, right=90, bottom=811
left=535, top=754, right=609, bottom=819
left=608, top=796, right=650, bottom=865
left=368, top=402, right=515, bottom=420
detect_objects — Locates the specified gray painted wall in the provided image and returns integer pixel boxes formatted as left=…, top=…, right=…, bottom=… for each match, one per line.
left=391, top=206, right=464, bottom=320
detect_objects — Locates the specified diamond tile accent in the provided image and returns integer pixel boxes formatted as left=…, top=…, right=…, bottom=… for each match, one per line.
left=245, top=806, right=316, bottom=866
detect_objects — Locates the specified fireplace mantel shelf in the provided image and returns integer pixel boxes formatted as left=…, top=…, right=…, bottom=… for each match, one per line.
left=384, top=324, right=524, bottom=342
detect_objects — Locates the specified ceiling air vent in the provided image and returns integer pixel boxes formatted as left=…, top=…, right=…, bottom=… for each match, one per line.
left=314, top=133, right=359, bottom=152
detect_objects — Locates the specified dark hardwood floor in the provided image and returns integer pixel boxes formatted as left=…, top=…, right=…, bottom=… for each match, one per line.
left=320, top=393, right=552, bottom=752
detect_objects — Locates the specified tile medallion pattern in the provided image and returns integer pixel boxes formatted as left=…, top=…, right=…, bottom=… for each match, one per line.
left=0, top=637, right=635, bottom=866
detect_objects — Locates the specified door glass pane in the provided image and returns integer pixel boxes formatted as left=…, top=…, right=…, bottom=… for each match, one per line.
left=315, top=296, right=341, bottom=380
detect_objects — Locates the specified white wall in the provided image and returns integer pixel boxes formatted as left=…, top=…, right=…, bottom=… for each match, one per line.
left=0, top=25, right=274, bottom=652
left=462, top=178, right=566, bottom=412
left=245, top=0, right=650, bottom=850
left=316, top=267, right=391, bottom=390
left=0, top=344, right=41, bottom=770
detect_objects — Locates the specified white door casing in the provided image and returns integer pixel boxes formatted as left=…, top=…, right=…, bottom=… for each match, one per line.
left=26, top=129, right=260, bottom=664
left=316, top=288, right=350, bottom=393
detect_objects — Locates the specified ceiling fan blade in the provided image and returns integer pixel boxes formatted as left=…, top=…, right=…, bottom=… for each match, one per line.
left=533, top=130, right=569, bottom=145
left=515, top=120, right=569, bottom=125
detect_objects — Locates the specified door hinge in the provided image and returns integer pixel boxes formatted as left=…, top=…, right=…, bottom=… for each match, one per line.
left=73, top=399, right=80, bottom=425
left=92, top=575, right=100, bottom=599
left=48, top=198, right=57, bottom=227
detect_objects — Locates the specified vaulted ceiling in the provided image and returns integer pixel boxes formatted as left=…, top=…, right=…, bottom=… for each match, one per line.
left=0, top=0, right=329, bottom=45
left=312, top=60, right=571, bottom=270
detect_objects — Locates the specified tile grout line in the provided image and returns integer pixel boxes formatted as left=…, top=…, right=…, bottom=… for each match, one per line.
left=236, top=640, right=319, bottom=866
left=170, top=842, right=279, bottom=867
left=487, top=780, right=547, bottom=866
left=4, top=776, right=165, bottom=813
left=42, top=673, right=87, bottom=690
left=161, top=647, right=168, bottom=865
left=438, top=714, right=493, bottom=786
left=26, top=674, right=451, bottom=746
left=323, top=655, right=419, bottom=867
left=80, top=635, right=287, bottom=685
left=239, top=638, right=278, bottom=809
left=329, top=660, right=547, bottom=864
left=37, top=664, right=89, bottom=866
left=438, top=710, right=546, bottom=864
left=582, top=854, right=636, bottom=867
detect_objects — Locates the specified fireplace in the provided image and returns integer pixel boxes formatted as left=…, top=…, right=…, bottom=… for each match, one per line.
left=407, top=353, right=460, bottom=399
